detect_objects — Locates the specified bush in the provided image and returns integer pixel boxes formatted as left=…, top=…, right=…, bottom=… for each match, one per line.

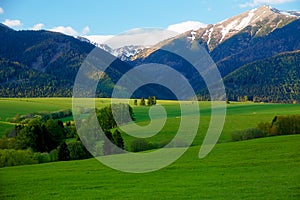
left=130, top=138, right=152, bottom=152
left=68, top=141, right=91, bottom=160
left=231, top=131, right=243, bottom=141
left=231, top=128, right=265, bottom=141
left=34, top=152, right=50, bottom=163
left=257, top=122, right=271, bottom=136
left=49, top=149, right=58, bottom=162
left=0, top=149, right=38, bottom=167
left=0, top=138, right=18, bottom=149
left=270, top=115, right=300, bottom=136
left=57, top=142, right=70, bottom=161
left=243, top=128, right=265, bottom=140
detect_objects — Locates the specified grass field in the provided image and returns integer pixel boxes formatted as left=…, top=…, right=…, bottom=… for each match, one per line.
left=0, top=98, right=299, bottom=199
left=0, top=135, right=299, bottom=199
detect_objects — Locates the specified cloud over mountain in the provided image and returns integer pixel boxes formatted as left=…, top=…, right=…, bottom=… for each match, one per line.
left=240, top=0, right=296, bottom=8
left=3, top=19, right=22, bottom=28
left=167, top=21, right=207, bottom=33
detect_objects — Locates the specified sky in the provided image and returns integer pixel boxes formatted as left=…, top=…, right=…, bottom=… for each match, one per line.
left=0, top=0, right=299, bottom=40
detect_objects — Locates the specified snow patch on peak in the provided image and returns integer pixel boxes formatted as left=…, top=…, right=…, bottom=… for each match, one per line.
left=280, top=11, right=300, bottom=18
left=219, top=8, right=256, bottom=44
left=236, top=9, right=255, bottom=31
left=207, top=27, right=213, bottom=46
left=188, top=31, right=197, bottom=41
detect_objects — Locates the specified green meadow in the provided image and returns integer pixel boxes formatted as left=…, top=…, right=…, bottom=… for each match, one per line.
left=0, top=135, right=299, bottom=199
left=0, top=98, right=299, bottom=199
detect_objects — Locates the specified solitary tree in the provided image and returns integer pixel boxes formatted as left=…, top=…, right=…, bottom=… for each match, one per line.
left=147, top=96, right=152, bottom=106
left=57, top=142, right=70, bottom=161
left=140, top=97, right=145, bottom=106
left=152, top=96, right=157, bottom=105
left=112, top=129, right=124, bottom=150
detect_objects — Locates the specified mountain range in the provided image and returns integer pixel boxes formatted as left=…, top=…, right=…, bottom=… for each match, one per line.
left=0, top=5, right=299, bottom=102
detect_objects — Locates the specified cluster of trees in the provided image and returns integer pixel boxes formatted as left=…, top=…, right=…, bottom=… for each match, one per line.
left=72, top=104, right=132, bottom=157
left=0, top=103, right=135, bottom=167
left=0, top=117, right=91, bottom=167
left=95, top=104, right=132, bottom=155
left=96, top=104, right=134, bottom=130
left=0, top=140, right=92, bottom=167
left=134, top=96, right=157, bottom=106
left=231, top=115, right=300, bottom=141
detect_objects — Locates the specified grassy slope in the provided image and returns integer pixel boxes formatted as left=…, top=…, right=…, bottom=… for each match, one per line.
left=0, top=135, right=299, bottom=199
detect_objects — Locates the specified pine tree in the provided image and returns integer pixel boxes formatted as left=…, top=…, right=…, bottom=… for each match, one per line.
left=140, top=97, right=145, bottom=106
left=147, top=96, right=152, bottom=106
left=103, top=131, right=114, bottom=155
left=112, top=129, right=124, bottom=150
left=152, top=96, right=157, bottom=105
left=57, top=142, right=70, bottom=161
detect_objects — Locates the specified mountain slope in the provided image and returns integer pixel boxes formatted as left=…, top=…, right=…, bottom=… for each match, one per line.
left=197, top=5, right=298, bottom=50
left=224, top=50, right=300, bottom=102
left=0, top=24, right=134, bottom=97
left=213, top=18, right=300, bottom=77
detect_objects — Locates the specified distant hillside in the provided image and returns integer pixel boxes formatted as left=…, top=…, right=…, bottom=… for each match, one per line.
left=224, top=51, right=300, bottom=102
left=0, top=24, right=133, bottom=97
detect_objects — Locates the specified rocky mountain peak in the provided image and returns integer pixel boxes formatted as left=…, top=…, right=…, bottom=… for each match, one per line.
left=192, top=5, right=299, bottom=50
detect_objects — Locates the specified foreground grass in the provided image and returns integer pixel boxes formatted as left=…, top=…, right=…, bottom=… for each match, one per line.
left=0, top=135, right=299, bottom=199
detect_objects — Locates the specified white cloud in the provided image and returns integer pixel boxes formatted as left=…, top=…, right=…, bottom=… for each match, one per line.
left=84, top=35, right=114, bottom=44
left=167, top=21, right=207, bottom=34
left=84, top=28, right=179, bottom=49
left=31, top=23, right=44, bottom=30
left=3, top=19, right=22, bottom=28
left=240, top=0, right=296, bottom=8
left=84, top=21, right=208, bottom=49
left=49, top=26, right=78, bottom=36
left=0, top=7, right=4, bottom=14
left=82, top=26, right=90, bottom=35
left=100, top=29, right=179, bottom=49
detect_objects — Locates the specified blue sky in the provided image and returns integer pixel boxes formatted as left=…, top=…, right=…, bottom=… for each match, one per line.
left=0, top=0, right=299, bottom=36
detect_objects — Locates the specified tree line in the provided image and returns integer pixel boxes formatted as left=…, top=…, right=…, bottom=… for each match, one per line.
left=231, top=115, right=300, bottom=141
left=134, top=96, right=157, bottom=106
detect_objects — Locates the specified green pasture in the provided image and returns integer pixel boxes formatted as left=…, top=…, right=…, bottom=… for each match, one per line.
left=0, top=135, right=299, bottom=199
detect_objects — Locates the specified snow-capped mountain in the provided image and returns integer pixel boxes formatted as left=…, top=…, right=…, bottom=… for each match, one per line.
left=77, top=36, right=145, bottom=61
left=81, top=21, right=207, bottom=61
left=130, top=5, right=300, bottom=60
left=126, top=5, right=300, bottom=101
left=190, top=5, right=299, bottom=50
left=109, top=45, right=145, bottom=61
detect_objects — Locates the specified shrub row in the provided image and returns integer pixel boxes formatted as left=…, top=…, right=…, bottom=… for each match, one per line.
left=231, top=128, right=266, bottom=142
left=129, top=138, right=189, bottom=152
left=231, top=115, right=300, bottom=142
left=0, top=141, right=91, bottom=168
